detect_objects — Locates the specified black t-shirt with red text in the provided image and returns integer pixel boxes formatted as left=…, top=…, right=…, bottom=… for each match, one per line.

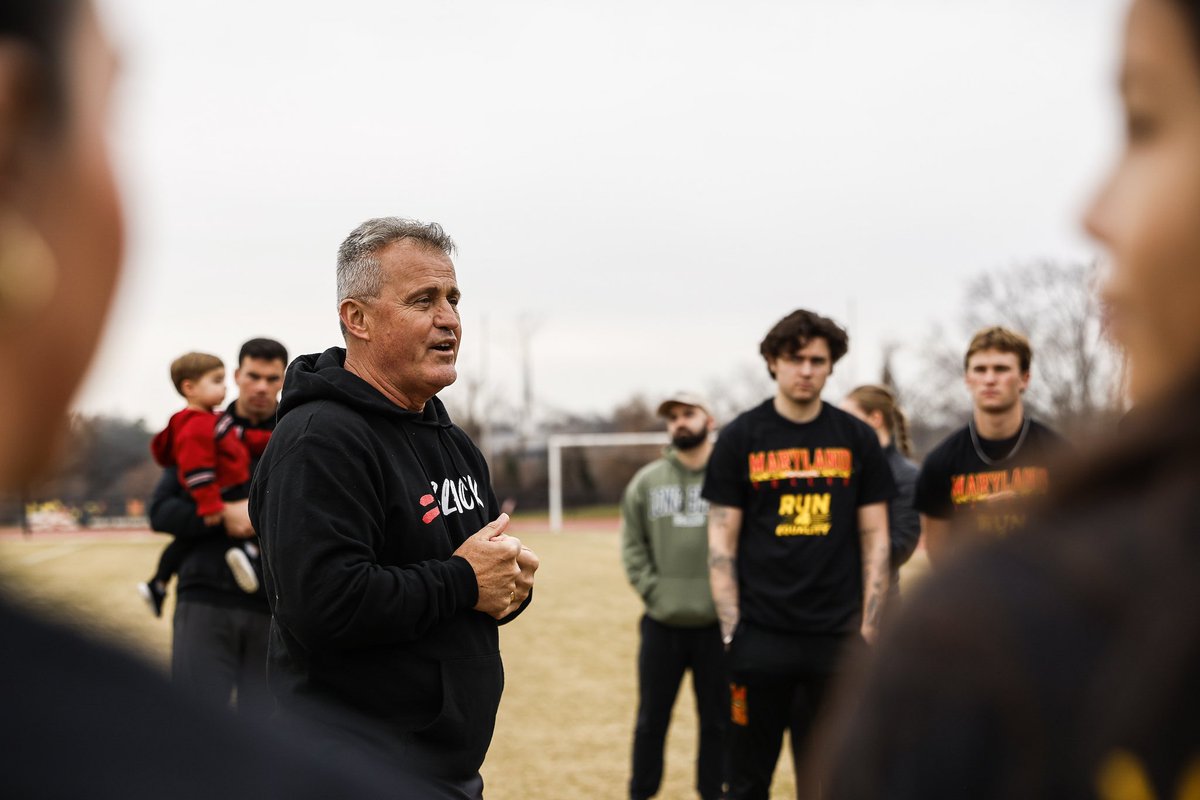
left=702, top=400, right=896, bottom=635
left=914, top=419, right=1069, bottom=537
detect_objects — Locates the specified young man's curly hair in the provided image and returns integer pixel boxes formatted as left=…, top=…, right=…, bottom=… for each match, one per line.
left=759, top=309, right=850, bottom=378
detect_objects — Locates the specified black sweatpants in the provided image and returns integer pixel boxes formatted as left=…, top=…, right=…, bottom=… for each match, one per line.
left=630, top=615, right=728, bottom=800
left=726, top=624, right=861, bottom=800
left=172, top=599, right=273, bottom=719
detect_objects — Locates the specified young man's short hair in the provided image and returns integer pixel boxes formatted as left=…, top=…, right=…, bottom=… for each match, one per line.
left=759, top=309, right=850, bottom=378
left=238, top=338, right=288, bottom=367
left=170, top=352, right=223, bottom=395
left=963, top=326, right=1033, bottom=374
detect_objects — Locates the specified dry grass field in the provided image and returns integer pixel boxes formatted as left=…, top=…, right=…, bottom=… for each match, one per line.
left=0, top=519, right=927, bottom=799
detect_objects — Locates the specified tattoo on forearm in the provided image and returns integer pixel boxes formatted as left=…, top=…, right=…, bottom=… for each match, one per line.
left=708, top=552, right=739, bottom=637
left=864, top=578, right=884, bottom=626
left=708, top=553, right=735, bottom=571
left=861, top=532, right=889, bottom=629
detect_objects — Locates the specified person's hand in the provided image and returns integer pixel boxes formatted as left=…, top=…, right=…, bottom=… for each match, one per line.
left=222, top=500, right=255, bottom=539
left=499, top=544, right=539, bottom=616
left=721, top=618, right=739, bottom=651
left=485, top=518, right=538, bottom=614
left=454, top=514, right=521, bottom=619
left=202, top=512, right=223, bottom=526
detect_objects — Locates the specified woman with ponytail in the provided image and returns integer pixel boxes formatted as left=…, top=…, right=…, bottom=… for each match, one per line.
left=841, top=386, right=921, bottom=603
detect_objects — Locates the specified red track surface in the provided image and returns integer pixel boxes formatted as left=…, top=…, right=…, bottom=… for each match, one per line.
left=0, top=515, right=621, bottom=540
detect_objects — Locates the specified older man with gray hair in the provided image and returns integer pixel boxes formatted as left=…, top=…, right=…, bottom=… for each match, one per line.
left=250, top=217, right=538, bottom=798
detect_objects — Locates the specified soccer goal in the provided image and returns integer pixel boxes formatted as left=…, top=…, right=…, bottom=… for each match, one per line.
left=546, top=431, right=669, bottom=531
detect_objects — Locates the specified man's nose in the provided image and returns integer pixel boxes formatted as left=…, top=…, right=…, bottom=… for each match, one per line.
left=435, top=299, right=461, bottom=330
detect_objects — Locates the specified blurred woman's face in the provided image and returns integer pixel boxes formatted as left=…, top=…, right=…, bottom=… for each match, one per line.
left=1086, top=0, right=1200, bottom=403
left=0, top=2, right=123, bottom=486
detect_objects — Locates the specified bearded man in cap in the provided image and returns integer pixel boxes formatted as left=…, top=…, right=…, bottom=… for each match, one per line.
left=621, top=392, right=726, bottom=800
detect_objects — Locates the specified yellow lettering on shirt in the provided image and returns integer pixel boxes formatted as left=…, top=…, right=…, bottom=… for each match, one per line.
left=774, top=493, right=832, bottom=536
left=748, top=448, right=852, bottom=484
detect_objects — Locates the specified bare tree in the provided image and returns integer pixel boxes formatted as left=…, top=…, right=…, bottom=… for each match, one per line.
left=705, top=362, right=776, bottom=425
left=903, top=259, right=1124, bottom=441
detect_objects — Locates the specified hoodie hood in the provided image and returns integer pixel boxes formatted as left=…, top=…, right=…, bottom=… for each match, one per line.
left=279, top=347, right=453, bottom=428
left=150, top=420, right=177, bottom=467
left=150, top=408, right=210, bottom=467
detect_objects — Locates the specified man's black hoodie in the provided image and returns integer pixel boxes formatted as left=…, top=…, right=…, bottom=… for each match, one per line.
left=249, top=348, right=525, bottom=786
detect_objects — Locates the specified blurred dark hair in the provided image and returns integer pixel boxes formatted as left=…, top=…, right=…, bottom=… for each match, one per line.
left=238, top=338, right=288, bottom=367
left=0, top=0, right=80, bottom=126
left=1178, top=1, right=1200, bottom=38
left=759, top=309, right=849, bottom=377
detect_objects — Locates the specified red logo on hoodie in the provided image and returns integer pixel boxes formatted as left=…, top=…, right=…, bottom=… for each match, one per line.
left=419, top=494, right=441, bottom=524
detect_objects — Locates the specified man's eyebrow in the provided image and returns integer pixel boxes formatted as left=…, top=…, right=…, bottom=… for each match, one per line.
left=404, top=283, right=450, bottom=299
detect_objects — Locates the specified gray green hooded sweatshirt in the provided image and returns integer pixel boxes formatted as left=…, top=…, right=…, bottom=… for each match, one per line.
left=621, top=448, right=717, bottom=627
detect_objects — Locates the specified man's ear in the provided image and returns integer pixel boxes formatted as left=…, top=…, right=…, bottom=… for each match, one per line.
left=339, top=298, right=370, bottom=342
left=1019, top=371, right=1031, bottom=394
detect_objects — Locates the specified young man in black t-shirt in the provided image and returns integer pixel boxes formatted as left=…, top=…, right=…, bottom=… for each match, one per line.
left=703, top=309, right=894, bottom=800
left=914, top=326, right=1070, bottom=565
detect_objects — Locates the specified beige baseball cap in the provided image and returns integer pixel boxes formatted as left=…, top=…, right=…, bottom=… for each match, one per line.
left=656, top=391, right=711, bottom=417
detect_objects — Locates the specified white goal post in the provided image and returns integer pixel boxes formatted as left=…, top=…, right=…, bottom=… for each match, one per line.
left=546, top=432, right=669, bottom=532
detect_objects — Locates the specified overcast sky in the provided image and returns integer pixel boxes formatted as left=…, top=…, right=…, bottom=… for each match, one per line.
left=83, top=0, right=1129, bottom=428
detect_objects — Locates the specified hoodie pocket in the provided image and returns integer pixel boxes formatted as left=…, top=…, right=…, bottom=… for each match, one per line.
left=649, top=576, right=718, bottom=626
left=412, top=651, right=505, bottom=776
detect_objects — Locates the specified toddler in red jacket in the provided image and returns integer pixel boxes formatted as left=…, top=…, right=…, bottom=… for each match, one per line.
left=138, top=352, right=269, bottom=617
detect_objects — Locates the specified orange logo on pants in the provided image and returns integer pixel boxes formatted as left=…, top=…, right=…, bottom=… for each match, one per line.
left=730, top=683, right=748, bottom=727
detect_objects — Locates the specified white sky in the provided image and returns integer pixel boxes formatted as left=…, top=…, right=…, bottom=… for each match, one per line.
left=83, top=0, right=1130, bottom=428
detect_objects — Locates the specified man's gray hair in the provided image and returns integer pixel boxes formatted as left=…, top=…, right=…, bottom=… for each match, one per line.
left=336, top=217, right=457, bottom=306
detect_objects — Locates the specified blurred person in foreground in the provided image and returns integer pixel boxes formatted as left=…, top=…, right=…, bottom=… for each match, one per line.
left=0, top=2, right=430, bottom=796
left=622, top=392, right=726, bottom=800
left=840, top=385, right=921, bottom=607
left=819, top=1, right=1200, bottom=797
left=249, top=217, right=540, bottom=799
left=703, top=309, right=894, bottom=800
left=913, top=327, right=1071, bottom=566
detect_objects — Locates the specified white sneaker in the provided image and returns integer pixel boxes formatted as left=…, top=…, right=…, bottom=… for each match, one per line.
left=225, top=547, right=260, bottom=593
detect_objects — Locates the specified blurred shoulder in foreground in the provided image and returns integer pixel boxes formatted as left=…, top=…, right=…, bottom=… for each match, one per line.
left=0, top=594, right=458, bottom=798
